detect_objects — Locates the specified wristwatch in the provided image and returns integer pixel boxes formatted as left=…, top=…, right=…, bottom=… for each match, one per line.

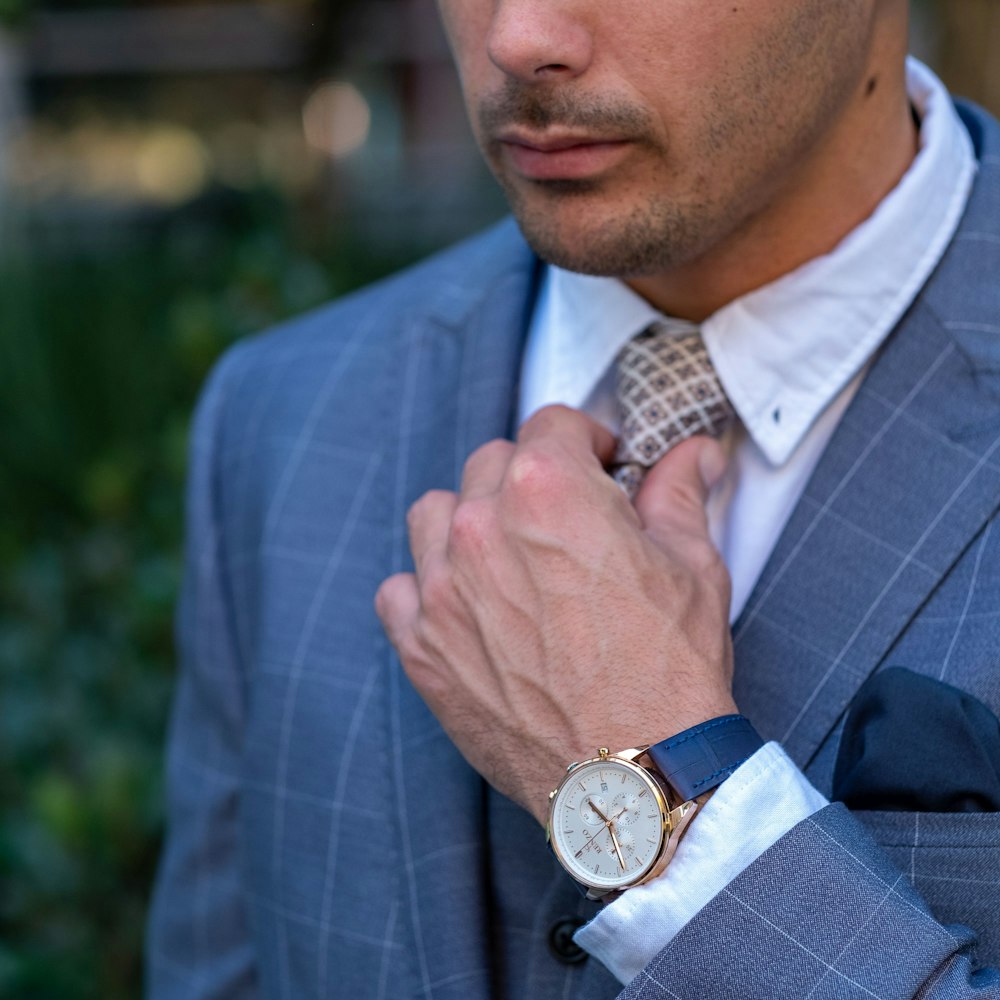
left=546, top=715, right=763, bottom=900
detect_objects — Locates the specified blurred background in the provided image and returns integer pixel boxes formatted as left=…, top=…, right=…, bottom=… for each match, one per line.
left=0, top=1, right=996, bottom=996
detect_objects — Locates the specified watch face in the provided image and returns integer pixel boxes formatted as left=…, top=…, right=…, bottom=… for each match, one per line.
left=549, top=755, right=668, bottom=891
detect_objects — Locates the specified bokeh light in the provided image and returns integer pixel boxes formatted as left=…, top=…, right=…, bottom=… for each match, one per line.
left=302, top=80, right=371, bottom=159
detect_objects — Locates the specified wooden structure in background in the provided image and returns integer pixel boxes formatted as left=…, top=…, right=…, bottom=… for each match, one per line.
left=932, top=0, right=1000, bottom=114
left=26, top=3, right=307, bottom=76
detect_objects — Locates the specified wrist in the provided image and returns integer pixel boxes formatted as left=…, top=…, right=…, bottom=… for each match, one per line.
left=662, top=695, right=740, bottom=740
left=546, top=715, right=763, bottom=898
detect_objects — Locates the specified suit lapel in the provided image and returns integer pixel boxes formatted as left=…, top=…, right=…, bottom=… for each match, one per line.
left=733, top=109, right=1000, bottom=769
left=379, top=221, right=540, bottom=997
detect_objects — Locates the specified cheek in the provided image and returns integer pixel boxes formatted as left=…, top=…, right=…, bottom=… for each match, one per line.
left=436, top=0, right=494, bottom=91
left=619, top=0, right=849, bottom=111
left=633, top=2, right=860, bottom=173
left=600, top=6, right=757, bottom=143
left=437, top=21, right=497, bottom=149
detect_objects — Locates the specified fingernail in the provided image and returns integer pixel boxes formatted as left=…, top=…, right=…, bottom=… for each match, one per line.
left=698, top=439, right=727, bottom=490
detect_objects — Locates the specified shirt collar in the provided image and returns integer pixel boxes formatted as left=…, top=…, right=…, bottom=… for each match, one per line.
left=526, top=57, right=977, bottom=466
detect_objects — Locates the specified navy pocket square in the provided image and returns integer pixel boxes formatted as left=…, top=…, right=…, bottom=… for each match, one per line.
left=832, top=667, right=1000, bottom=813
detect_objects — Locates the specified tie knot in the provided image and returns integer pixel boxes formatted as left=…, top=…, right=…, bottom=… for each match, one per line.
left=612, top=323, right=735, bottom=497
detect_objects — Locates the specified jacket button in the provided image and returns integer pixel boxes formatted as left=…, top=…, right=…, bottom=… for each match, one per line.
left=548, top=917, right=588, bottom=964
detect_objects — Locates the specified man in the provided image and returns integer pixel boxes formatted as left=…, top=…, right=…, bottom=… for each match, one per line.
left=148, top=0, right=1000, bottom=996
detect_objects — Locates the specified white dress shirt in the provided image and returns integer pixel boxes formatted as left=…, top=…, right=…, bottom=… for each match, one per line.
left=517, top=58, right=976, bottom=984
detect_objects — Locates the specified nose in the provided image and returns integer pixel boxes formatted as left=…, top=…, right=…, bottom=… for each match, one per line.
left=486, top=1, right=593, bottom=82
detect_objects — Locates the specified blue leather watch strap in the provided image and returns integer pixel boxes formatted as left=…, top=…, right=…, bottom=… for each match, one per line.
left=646, top=715, right=764, bottom=802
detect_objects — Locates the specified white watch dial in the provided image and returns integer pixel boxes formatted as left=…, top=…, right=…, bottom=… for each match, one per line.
left=549, top=756, right=667, bottom=891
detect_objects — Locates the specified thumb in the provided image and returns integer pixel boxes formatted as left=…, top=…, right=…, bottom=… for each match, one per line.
left=634, top=435, right=727, bottom=549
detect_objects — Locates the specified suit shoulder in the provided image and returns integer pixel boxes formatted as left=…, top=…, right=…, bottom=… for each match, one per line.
left=922, top=102, right=1000, bottom=371
left=193, top=217, right=533, bottom=443
left=214, top=217, right=529, bottom=385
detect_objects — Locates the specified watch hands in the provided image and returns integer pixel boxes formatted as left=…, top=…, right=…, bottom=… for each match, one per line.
left=607, top=823, right=627, bottom=871
left=587, top=798, right=611, bottom=824
left=589, top=798, right=628, bottom=870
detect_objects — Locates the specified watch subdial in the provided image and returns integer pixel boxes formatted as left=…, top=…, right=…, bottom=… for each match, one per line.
left=579, top=795, right=609, bottom=827
left=612, top=827, right=637, bottom=859
left=610, top=792, right=641, bottom=826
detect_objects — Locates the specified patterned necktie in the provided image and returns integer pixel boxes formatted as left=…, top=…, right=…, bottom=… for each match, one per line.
left=612, top=323, right=736, bottom=498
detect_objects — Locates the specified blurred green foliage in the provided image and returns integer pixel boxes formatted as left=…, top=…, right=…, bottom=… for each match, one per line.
left=0, top=189, right=416, bottom=999
left=0, top=0, right=31, bottom=29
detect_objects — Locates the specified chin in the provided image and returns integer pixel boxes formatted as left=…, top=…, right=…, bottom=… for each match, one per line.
left=507, top=179, right=729, bottom=280
left=513, top=212, right=695, bottom=279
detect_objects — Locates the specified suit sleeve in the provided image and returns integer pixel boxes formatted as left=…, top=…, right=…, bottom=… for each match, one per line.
left=146, top=352, right=258, bottom=999
left=621, top=802, right=1000, bottom=999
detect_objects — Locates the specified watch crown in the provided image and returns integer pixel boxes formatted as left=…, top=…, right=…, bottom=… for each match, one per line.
left=598, top=747, right=609, bottom=760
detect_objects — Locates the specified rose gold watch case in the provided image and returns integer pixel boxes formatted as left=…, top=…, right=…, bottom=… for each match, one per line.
left=546, top=747, right=700, bottom=899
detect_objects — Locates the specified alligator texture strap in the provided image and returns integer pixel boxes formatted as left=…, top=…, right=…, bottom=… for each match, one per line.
left=647, top=715, right=764, bottom=802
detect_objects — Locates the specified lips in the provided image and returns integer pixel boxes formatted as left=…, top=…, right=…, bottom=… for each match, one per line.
left=497, top=130, right=633, bottom=181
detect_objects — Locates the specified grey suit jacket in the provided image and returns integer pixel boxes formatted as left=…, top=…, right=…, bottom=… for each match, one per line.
left=147, top=102, right=1000, bottom=999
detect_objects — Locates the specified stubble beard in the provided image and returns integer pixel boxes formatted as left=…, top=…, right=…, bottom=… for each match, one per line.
left=478, top=85, right=725, bottom=279
left=495, top=171, right=721, bottom=279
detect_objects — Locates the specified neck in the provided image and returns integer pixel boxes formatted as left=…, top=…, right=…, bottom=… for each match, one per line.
left=627, top=46, right=918, bottom=322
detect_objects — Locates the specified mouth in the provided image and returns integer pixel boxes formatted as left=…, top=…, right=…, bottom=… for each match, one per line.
left=496, top=129, right=633, bottom=182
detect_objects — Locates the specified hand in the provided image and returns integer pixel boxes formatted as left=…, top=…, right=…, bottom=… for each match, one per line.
left=376, top=405, right=738, bottom=826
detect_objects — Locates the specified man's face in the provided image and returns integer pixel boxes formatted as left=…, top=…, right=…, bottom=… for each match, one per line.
left=437, top=0, right=877, bottom=279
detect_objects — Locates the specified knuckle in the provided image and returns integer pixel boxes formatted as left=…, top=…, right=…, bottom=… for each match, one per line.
left=505, top=446, right=569, bottom=502
left=644, top=483, right=711, bottom=541
left=407, top=489, right=449, bottom=527
left=687, top=539, right=727, bottom=587
left=659, top=478, right=703, bottom=515
left=461, top=439, right=515, bottom=495
left=448, top=497, right=494, bottom=552
left=689, top=539, right=720, bottom=574
left=519, top=403, right=577, bottom=439
left=467, top=438, right=513, bottom=469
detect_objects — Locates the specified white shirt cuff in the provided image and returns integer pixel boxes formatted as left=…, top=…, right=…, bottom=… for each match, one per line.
left=572, top=741, right=828, bottom=985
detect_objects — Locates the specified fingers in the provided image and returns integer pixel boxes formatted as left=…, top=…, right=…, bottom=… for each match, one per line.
left=402, top=408, right=618, bottom=620
left=461, top=439, right=515, bottom=499
left=412, top=436, right=513, bottom=577
left=407, top=490, right=458, bottom=579
left=635, top=436, right=727, bottom=551
left=374, top=572, right=420, bottom=647
left=460, top=407, right=615, bottom=504
left=517, top=405, right=617, bottom=467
